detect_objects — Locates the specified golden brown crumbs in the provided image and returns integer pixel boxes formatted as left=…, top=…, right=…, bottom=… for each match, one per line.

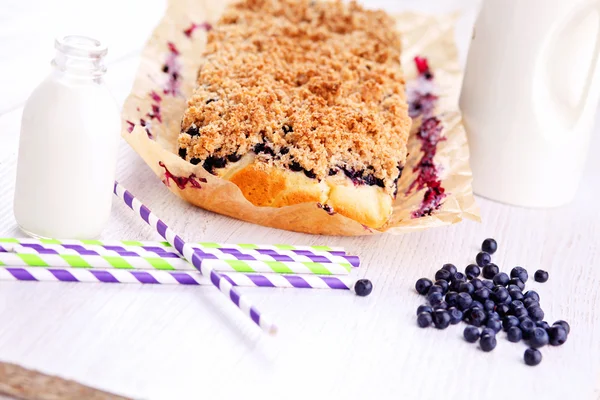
left=178, top=0, right=411, bottom=195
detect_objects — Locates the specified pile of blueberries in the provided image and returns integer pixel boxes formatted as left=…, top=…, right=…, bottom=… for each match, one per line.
left=414, top=238, right=569, bottom=366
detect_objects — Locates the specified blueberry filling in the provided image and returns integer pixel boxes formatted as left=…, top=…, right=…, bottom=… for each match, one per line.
left=203, top=156, right=227, bottom=173
left=190, top=158, right=201, bottom=165
left=289, top=161, right=303, bottom=172
left=227, top=153, right=242, bottom=162
left=178, top=148, right=187, bottom=159
left=304, top=169, right=316, bottom=179
left=282, top=125, right=293, bottom=134
left=280, top=147, right=289, bottom=155
left=186, top=126, right=200, bottom=137
left=254, top=143, right=275, bottom=156
left=328, top=169, right=337, bottom=176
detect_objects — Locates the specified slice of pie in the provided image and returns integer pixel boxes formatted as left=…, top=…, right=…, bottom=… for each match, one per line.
left=178, top=0, right=411, bottom=228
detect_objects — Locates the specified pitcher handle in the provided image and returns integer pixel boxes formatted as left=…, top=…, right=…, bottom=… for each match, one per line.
left=534, top=0, right=600, bottom=140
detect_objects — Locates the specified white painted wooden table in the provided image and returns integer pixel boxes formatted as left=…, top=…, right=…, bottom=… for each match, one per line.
left=1, top=1, right=599, bottom=399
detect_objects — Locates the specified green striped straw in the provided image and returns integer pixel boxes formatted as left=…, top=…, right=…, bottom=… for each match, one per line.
left=0, top=245, right=352, bottom=275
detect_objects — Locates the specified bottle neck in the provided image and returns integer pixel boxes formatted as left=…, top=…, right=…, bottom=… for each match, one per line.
left=51, top=35, right=107, bottom=80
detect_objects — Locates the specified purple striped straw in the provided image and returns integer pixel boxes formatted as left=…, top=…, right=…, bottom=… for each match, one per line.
left=0, top=267, right=356, bottom=291
left=113, top=181, right=277, bottom=335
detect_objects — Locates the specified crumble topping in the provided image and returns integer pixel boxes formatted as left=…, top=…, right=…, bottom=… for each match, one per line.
left=178, top=0, right=411, bottom=195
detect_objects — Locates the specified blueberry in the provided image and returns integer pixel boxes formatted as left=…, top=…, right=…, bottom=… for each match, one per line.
left=457, top=292, right=473, bottom=310
left=553, top=320, right=570, bottom=335
left=474, top=287, right=490, bottom=302
left=282, top=124, right=293, bottom=134
left=178, top=147, right=187, bottom=159
left=476, top=252, right=492, bottom=267
left=480, top=334, right=497, bottom=352
left=530, top=327, right=549, bottom=348
left=435, top=269, right=452, bottom=282
left=459, top=282, right=475, bottom=294
left=470, top=278, right=484, bottom=291
left=464, top=326, right=480, bottom=343
left=465, top=264, right=481, bottom=279
left=442, top=263, right=457, bottom=275
left=467, top=308, right=487, bottom=327
left=451, top=272, right=467, bottom=282
left=524, top=290, right=540, bottom=302
left=469, top=301, right=484, bottom=311
left=434, top=302, right=448, bottom=310
left=482, top=280, right=495, bottom=290
left=428, top=285, right=444, bottom=296
left=481, top=327, right=496, bottom=338
left=482, top=264, right=499, bottom=279
left=523, top=297, right=540, bottom=309
left=513, top=306, right=529, bottom=319
left=528, top=306, right=544, bottom=322
left=488, top=311, right=500, bottom=321
left=524, top=348, right=542, bottom=366
left=492, top=272, right=510, bottom=287
left=415, top=278, right=433, bottom=295
left=496, top=304, right=510, bottom=318
left=482, top=238, right=498, bottom=254
left=534, top=270, right=549, bottom=283
left=190, top=157, right=201, bottom=165
left=445, top=291, right=459, bottom=307
left=417, top=312, right=432, bottom=328
left=510, top=300, right=524, bottom=312
left=484, top=300, right=496, bottom=312
left=487, top=318, right=502, bottom=333
left=354, top=279, right=373, bottom=296
left=503, top=315, right=520, bottom=331
left=548, top=326, right=568, bottom=346
left=448, top=307, right=463, bottom=324
left=428, top=291, right=443, bottom=305
left=509, top=289, right=524, bottom=301
left=507, top=326, right=523, bottom=342
left=433, top=310, right=451, bottom=329
left=507, top=284, right=522, bottom=293
left=520, top=318, right=536, bottom=339
left=303, top=169, right=317, bottom=179
left=435, top=279, right=449, bottom=294
left=508, top=278, right=525, bottom=290
left=491, top=287, right=509, bottom=303
left=536, top=321, right=550, bottom=330
left=510, top=266, right=529, bottom=283
left=416, top=305, right=433, bottom=315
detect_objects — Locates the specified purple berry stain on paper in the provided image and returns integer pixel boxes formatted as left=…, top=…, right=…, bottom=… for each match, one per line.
left=407, top=56, right=447, bottom=218
left=183, top=22, right=212, bottom=38
left=159, top=162, right=207, bottom=190
left=317, top=203, right=335, bottom=215
left=162, top=42, right=182, bottom=96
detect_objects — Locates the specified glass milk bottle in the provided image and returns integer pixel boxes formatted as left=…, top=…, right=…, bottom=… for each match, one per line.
left=14, top=36, right=120, bottom=239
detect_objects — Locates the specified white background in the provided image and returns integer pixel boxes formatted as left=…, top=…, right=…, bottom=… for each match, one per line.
left=0, top=0, right=599, bottom=399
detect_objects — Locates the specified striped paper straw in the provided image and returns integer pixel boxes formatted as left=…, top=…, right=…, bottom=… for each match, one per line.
left=0, top=242, right=359, bottom=268
left=0, top=248, right=352, bottom=275
left=0, top=267, right=358, bottom=291
left=113, top=181, right=276, bottom=335
left=0, top=238, right=346, bottom=254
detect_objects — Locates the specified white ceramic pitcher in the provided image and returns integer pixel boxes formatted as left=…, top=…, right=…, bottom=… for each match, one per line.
left=460, top=0, right=600, bottom=207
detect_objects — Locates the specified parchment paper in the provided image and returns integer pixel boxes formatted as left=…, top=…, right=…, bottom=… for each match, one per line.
left=121, top=0, right=480, bottom=236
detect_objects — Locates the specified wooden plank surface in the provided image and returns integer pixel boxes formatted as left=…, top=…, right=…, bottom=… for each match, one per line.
left=1, top=0, right=599, bottom=399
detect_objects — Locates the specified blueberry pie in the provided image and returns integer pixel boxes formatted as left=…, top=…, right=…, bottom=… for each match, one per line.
left=178, top=0, right=411, bottom=228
